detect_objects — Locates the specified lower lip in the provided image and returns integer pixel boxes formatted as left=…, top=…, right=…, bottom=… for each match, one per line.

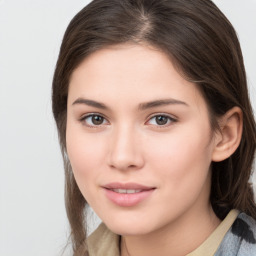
left=104, top=188, right=155, bottom=207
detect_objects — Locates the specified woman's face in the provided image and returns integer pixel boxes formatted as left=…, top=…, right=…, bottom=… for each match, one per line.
left=66, top=44, right=218, bottom=236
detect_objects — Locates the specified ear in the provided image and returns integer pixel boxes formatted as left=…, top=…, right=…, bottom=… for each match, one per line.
left=212, top=106, right=243, bottom=162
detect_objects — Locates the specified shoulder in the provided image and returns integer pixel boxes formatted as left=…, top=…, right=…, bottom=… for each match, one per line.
left=87, top=223, right=120, bottom=256
left=215, top=212, right=256, bottom=256
left=231, top=213, right=256, bottom=244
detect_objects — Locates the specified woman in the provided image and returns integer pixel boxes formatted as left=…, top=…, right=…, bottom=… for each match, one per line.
left=52, top=0, right=256, bottom=255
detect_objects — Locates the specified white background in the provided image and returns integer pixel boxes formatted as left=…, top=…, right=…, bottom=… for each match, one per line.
left=0, top=1, right=255, bottom=255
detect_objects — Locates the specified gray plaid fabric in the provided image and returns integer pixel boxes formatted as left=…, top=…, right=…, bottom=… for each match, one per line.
left=215, top=213, right=256, bottom=255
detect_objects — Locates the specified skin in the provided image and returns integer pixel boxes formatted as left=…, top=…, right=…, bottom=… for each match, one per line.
left=66, top=44, right=222, bottom=256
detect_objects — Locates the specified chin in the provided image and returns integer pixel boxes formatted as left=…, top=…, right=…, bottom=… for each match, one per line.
left=107, top=223, right=153, bottom=236
left=102, top=214, right=159, bottom=236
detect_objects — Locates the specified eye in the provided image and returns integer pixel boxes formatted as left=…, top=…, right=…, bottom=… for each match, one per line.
left=81, top=114, right=108, bottom=127
left=146, top=114, right=176, bottom=126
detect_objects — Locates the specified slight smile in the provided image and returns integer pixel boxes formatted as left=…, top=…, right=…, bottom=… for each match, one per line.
left=102, top=183, right=156, bottom=207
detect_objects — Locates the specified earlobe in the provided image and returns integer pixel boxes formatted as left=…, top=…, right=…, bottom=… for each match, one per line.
left=212, top=107, right=243, bottom=162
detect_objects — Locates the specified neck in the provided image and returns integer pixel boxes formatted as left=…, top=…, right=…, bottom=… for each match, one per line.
left=121, top=205, right=220, bottom=256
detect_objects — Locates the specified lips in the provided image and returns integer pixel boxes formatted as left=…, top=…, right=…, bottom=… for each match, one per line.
left=102, top=182, right=155, bottom=207
left=111, top=189, right=142, bottom=194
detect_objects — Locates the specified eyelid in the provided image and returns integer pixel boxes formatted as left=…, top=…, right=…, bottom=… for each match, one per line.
left=145, top=113, right=178, bottom=126
left=79, top=112, right=110, bottom=127
left=78, top=112, right=177, bottom=128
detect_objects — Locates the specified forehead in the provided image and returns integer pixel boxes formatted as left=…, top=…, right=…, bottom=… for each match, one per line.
left=68, top=44, right=206, bottom=111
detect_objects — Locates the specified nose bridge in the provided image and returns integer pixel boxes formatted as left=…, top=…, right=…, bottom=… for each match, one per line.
left=108, top=122, right=144, bottom=170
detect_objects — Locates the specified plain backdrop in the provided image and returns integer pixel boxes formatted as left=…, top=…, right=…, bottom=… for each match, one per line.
left=0, top=1, right=255, bottom=255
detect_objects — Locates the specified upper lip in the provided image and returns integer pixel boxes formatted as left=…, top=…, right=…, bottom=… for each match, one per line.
left=103, top=182, right=155, bottom=190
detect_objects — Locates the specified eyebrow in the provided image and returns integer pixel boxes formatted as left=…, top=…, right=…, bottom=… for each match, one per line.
left=72, top=98, right=108, bottom=109
left=72, top=98, right=188, bottom=110
left=138, top=99, right=188, bottom=110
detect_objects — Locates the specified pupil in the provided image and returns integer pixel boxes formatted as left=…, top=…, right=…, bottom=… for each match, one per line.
left=156, top=116, right=168, bottom=125
left=92, top=115, right=103, bottom=125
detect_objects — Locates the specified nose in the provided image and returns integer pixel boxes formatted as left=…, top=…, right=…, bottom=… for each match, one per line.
left=107, top=125, right=145, bottom=171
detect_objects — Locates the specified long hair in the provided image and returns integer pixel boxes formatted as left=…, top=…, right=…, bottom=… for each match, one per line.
left=52, top=0, right=256, bottom=254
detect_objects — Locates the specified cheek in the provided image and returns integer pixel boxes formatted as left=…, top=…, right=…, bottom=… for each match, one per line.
left=144, top=130, right=213, bottom=217
left=66, top=126, right=107, bottom=191
left=145, top=125, right=213, bottom=186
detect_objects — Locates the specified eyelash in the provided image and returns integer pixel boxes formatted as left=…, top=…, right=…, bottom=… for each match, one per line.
left=80, top=113, right=109, bottom=127
left=146, top=114, right=177, bottom=127
left=79, top=113, right=177, bottom=128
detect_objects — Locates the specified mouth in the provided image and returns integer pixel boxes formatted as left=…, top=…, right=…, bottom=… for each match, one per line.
left=102, top=182, right=156, bottom=207
left=109, top=188, right=144, bottom=194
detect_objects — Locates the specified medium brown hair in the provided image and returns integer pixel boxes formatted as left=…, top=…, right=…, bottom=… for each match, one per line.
left=52, top=0, right=256, bottom=254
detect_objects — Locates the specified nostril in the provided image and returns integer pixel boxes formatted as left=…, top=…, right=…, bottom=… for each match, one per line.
left=107, top=136, right=145, bottom=170
left=108, top=159, right=144, bottom=171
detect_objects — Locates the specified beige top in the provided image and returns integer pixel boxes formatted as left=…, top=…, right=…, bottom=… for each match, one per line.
left=88, top=209, right=239, bottom=256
